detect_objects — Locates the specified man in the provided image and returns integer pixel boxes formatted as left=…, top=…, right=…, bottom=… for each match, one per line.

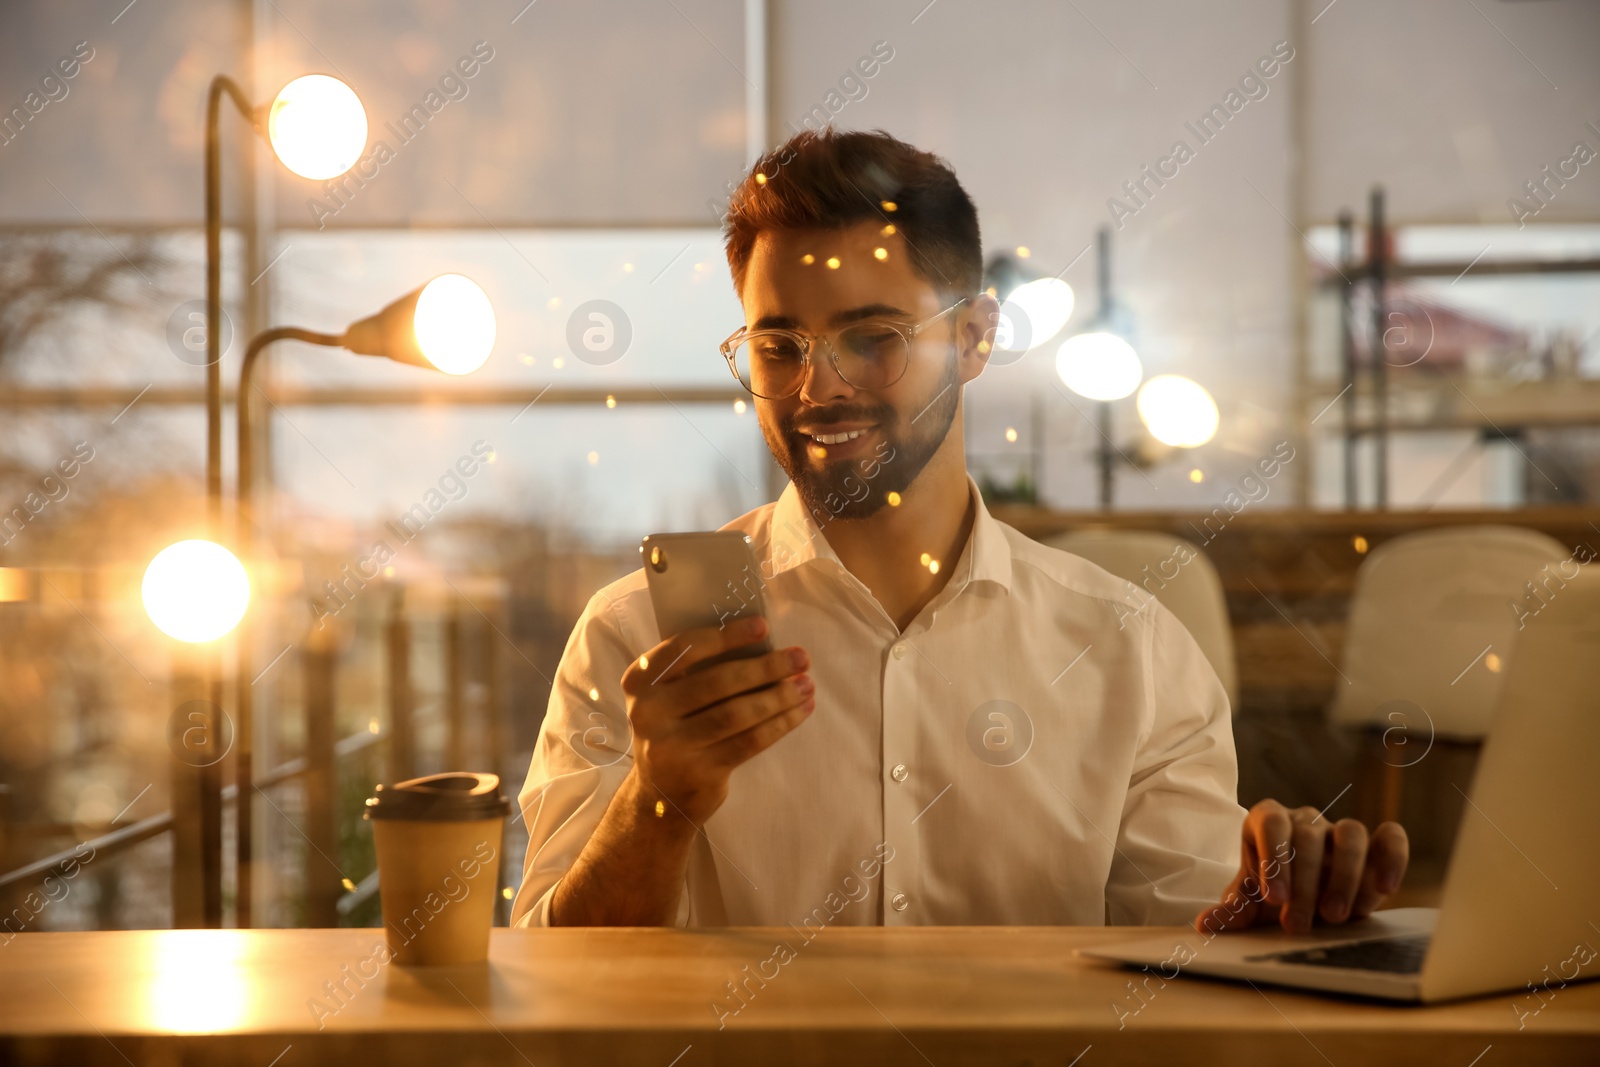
left=511, top=128, right=1407, bottom=935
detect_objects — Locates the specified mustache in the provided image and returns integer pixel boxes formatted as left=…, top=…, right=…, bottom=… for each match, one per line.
left=782, top=405, right=892, bottom=435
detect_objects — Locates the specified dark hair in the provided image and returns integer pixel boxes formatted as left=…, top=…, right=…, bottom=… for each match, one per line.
left=722, top=128, right=982, bottom=303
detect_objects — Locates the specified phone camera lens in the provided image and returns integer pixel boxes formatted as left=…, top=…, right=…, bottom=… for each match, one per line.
left=649, top=545, right=668, bottom=572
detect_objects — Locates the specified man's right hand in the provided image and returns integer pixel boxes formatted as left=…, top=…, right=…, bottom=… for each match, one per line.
left=620, top=615, right=813, bottom=826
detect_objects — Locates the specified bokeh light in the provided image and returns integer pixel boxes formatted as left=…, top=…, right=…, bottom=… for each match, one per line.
left=413, top=274, right=496, bottom=374
left=267, top=75, right=367, bottom=181
left=1055, top=331, right=1142, bottom=401
left=142, top=540, right=250, bottom=643
left=1136, top=374, right=1220, bottom=447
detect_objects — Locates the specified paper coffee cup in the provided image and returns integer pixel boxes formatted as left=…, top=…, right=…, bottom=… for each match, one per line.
left=363, top=771, right=510, bottom=966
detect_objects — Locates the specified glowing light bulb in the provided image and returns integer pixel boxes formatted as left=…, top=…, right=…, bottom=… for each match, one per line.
left=267, top=75, right=367, bottom=180
left=1136, top=374, right=1219, bottom=447
left=142, top=540, right=250, bottom=643
left=412, top=274, right=495, bottom=375
left=1055, top=331, right=1142, bottom=401
left=996, top=278, right=1074, bottom=354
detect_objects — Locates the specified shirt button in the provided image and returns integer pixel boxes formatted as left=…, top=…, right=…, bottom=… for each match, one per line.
left=891, top=643, right=908, bottom=659
left=891, top=892, right=909, bottom=912
left=890, top=763, right=908, bottom=783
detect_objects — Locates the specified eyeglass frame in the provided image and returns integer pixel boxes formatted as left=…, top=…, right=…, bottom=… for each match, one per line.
left=719, top=296, right=970, bottom=400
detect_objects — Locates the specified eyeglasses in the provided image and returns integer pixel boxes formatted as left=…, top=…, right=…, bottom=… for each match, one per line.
left=720, top=298, right=968, bottom=400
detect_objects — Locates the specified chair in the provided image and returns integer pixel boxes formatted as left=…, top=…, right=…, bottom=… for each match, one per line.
left=1042, top=529, right=1238, bottom=711
left=1329, top=526, right=1568, bottom=739
left=1328, top=525, right=1569, bottom=826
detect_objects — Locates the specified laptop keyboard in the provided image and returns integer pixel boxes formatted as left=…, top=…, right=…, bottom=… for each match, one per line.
left=1248, top=934, right=1431, bottom=974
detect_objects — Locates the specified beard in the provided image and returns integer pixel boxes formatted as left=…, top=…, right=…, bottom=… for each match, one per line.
left=760, top=344, right=961, bottom=522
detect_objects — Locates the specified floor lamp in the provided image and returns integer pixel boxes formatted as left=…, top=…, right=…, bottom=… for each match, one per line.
left=233, top=273, right=496, bottom=926
left=182, top=70, right=366, bottom=927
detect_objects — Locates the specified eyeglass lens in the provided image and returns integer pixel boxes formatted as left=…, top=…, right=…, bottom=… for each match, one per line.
left=735, top=321, right=908, bottom=398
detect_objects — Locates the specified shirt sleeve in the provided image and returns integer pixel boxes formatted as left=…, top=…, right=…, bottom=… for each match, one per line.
left=509, top=585, right=642, bottom=928
left=1105, top=600, right=1246, bottom=925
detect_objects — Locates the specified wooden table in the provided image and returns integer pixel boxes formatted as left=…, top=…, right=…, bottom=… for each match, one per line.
left=3, top=927, right=1596, bottom=1065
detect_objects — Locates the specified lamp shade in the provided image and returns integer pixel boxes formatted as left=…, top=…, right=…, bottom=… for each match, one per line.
left=342, top=274, right=496, bottom=375
left=267, top=74, right=368, bottom=181
left=1137, top=374, right=1220, bottom=447
left=1055, top=331, right=1142, bottom=401
left=142, top=540, right=250, bottom=643
left=995, top=277, right=1075, bottom=354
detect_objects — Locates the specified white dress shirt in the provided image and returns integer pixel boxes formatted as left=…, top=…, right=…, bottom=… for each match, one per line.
left=511, top=473, right=1244, bottom=928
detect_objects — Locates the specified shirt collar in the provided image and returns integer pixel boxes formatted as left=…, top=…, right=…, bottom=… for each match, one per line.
left=764, top=472, right=1012, bottom=594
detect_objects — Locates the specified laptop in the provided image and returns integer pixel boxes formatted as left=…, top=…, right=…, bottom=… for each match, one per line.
left=1080, top=590, right=1600, bottom=1003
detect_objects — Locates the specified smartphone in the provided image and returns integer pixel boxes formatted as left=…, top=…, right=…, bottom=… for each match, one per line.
left=640, top=531, right=772, bottom=673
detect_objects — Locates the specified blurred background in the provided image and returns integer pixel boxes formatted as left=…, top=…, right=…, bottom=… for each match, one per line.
left=1, top=0, right=1597, bottom=931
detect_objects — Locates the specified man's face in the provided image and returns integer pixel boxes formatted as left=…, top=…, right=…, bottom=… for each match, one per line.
left=739, top=219, right=988, bottom=520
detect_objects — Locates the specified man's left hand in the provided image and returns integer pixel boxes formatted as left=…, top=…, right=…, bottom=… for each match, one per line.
left=1194, top=799, right=1409, bottom=935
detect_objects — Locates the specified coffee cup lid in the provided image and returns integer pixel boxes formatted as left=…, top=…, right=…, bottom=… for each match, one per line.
left=363, top=771, right=511, bottom=822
